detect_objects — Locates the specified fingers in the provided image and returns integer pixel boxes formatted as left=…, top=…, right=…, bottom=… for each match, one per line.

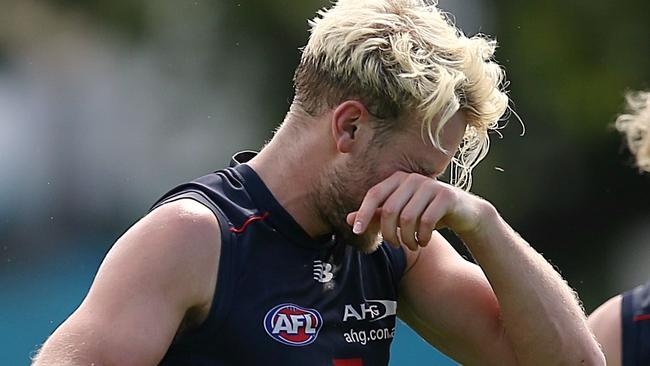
left=379, top=177, right=421, bottom=248
left=416, top=193, right=449, bottom=245
left=348, top=172, right=458, bottom=251
left=353, top=172, right=406, bottom=234
left=399, top=182, right=436, bottom=248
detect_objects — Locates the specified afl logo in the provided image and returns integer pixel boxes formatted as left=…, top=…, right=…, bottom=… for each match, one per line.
left=263, top=303, right=323, bottom=346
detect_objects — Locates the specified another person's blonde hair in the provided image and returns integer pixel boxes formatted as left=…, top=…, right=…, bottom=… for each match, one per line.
left=615, top=91, right=650, bottom=173
left=292, top=0, right=509, bottom=189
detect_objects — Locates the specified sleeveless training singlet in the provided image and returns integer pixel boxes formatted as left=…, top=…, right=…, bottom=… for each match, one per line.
left=154, top=151, right=406, bottom=366
left=622, top=281, right=650, bottom=366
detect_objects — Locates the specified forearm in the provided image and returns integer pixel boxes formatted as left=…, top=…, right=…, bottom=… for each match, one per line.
left=32, top=333, right=98, bottom=366
left=32, top=352, right=87, bottom=366
left=351, top=172, right=605, bottom=362
left=460, top=203, right=604, bottom=364
left=32, top=319, right=150, bottom=366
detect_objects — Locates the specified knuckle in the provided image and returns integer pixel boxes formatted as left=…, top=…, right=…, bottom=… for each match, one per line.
left=425, top=178, right=439, bottom=190
left=366, top=186, right=382, bottom=200
left=439, top=187, right=455, bottom=200
left=381, top=205, right=397, bottom=218
left=406, top=172, right=422, bottom=183
left=400, top=212, right=415, bottom=224
left=417, top=181, right=436, bottom=196
left=390, top=171, right=405, bottom=182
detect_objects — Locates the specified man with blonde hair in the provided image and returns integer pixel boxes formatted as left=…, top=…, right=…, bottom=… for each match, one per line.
left=588, top=90, right=650, bottom=366
left=34, top=0, right=603, bottom=364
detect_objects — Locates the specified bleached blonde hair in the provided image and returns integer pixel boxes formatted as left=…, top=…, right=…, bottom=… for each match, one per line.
left=292, top=0, right=509, bottom=189
left=615, top=91, right=650, bottom=172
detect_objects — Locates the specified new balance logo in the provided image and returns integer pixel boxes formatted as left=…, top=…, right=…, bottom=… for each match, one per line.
left=313, top=260, right=334, bottom=283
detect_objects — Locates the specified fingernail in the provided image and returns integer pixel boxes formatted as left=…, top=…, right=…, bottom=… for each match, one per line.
left=353, top=221, right=363, bottom=234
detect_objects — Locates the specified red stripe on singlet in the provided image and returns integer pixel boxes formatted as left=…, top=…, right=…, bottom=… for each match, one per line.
left=229, top=212, right=270, bottom=233
left=333, top=359, right=364, bottom=366
left=633, top=313, right=650, bottom=322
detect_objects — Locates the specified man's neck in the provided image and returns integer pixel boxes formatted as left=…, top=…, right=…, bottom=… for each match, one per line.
left=246, top=125, right=331, bottom=238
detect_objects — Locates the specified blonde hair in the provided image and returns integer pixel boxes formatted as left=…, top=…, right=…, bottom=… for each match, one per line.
left=293, top=0, right=509, bottom=189
left=615, top=91, right=650, bottom=173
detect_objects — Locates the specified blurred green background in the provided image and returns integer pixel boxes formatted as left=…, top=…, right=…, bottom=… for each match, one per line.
left=0, top=0, right=649, bottom=364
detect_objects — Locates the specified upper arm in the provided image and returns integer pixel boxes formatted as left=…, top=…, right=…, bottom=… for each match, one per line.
left=588, top=295, right=622, bottom=366
left=397, top=231, right=517, bottom=365
left=34, top=199, right=222, bottom=366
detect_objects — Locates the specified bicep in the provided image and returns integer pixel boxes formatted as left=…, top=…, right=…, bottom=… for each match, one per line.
left=35, top=199, right=221, bottom=366
left=397, top=231, right=517, bottom=365
left=588, top=295, right=622, bottom=366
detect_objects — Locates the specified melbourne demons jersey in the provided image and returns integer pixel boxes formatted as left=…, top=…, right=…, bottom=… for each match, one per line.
left=154, top=151, right=406, bottom=366
left=622, top=281, right=650, bottom=366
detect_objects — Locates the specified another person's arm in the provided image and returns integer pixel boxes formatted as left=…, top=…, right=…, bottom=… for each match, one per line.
left=587, top=295, right=623, bottom=366
left=32, top=199, right=221, bottom=366
left=351, top=172, right=605, bottom=365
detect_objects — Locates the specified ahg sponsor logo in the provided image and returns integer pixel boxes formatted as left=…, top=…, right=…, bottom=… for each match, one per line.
left=342, top=300, right=397, bottom=322
left=343, top=327, right=396, bottom=345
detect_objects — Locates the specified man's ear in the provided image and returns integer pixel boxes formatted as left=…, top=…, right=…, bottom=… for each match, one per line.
left=331, top=100, right=370, bottom=153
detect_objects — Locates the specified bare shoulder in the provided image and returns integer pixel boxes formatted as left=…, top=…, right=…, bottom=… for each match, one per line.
left=117, top=198, right=222, bottom=266
left=144, top=198, right=222, bottom=238
left=104, top=198, right=221, bottom=271
left=98, top=198, right=223, bottom=308
left=588, top=295, right=622, bottom=366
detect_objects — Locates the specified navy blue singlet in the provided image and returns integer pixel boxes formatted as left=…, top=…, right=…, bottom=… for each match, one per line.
left=154, top=151, right=406, bottom=366
left=622, top=280, right=650, bottom=366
